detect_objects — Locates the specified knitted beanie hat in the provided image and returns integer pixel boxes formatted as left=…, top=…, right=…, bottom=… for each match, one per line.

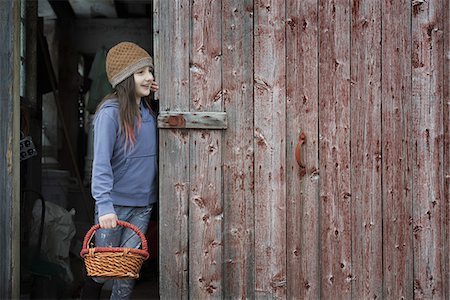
left=106, top=42, right=154, bottom=88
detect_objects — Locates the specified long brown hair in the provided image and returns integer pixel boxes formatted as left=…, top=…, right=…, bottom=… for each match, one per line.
left=96, top=75, right=157, bottom=149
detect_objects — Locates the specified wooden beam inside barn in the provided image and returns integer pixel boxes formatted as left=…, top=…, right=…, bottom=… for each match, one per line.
left=0, top=1, right=20, bottom=298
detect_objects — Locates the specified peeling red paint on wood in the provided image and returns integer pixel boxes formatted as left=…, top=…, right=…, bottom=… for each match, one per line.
left=222, top=0, right=255, bottom=298
left=286, top=0, right=320, bottom=299
left=254, top=0, right=287, bottom=298
left=189, top=0, right=223, bottom=299
left=319, top=0, right=352, bottom=298
left=155, top=1, right=450, bottom=299
left=157, top=0, right=191, bottom=298
left=412, top=0, right=446, bottom=298
left=189, top=133, right=223, bottom=298
left=443, top=2, right=450, bottom=299
left=382, top=0, right=414, bottom=298
left=350, top=0, right=383, bottom=299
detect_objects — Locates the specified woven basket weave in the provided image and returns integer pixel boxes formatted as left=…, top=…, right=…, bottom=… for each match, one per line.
left=80, top=220, right=149, bottom=279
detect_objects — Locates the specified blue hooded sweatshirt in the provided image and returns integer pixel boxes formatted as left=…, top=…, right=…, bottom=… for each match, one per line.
left=91, top=99, right=158, bottom=217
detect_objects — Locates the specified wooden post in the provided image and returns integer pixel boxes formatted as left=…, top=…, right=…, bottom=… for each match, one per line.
left=22, top=0, right=41, bottom=248
left=0, top=0, right=21, bottom=298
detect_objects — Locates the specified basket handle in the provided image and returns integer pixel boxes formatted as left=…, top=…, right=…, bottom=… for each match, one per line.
left=82, top=220, right=148, bottom=253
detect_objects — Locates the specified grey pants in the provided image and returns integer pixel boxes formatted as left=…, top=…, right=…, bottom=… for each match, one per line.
left=93, top=204, right=153, bottom=300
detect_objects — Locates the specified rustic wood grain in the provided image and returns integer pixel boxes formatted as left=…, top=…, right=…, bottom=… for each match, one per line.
left=158, top=112, right=227, bottom=129
left=381, top=0, right=413, bottom=298
left=285, top=0, right=320, bottom=299
left=412, top=0, right=446, bottom=298
left=189, top=0, right=223, bottom=298
left=222, top=0, right=255, bottom=298
left=318, top=0, right=352, bottom=298
left=254, top=0, right=287, bottom=298
left=444, top=2, right=450, bottom=299
left=0, top=0, right=20, bottom=297
left=158, top=1, right=191, bottom=299
left=154, top=1, right=450, bottom=298
left=153, top=0, right=160, bottom=100
left=350, top=0, right=383, bottom=299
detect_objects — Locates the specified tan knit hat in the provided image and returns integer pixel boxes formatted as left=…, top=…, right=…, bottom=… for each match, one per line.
left=106, top=42, right=154, bottom=88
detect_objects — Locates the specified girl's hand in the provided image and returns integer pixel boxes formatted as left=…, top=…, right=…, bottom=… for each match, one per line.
left=150, top=81, right=159, bottom=92
left=99, top=213, right=118, bottom=229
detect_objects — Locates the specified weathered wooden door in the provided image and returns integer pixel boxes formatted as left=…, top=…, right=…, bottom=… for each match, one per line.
left=154, top=1, right=254, bottom=298
left=154, top=0, right=449, bottom=299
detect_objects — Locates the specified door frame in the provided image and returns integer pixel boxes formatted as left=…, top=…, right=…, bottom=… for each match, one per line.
left=0, top=0, right=21, bottom=298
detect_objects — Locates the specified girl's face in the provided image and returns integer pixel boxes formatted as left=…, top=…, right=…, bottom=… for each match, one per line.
left=133, top=66, right=154, bottom=99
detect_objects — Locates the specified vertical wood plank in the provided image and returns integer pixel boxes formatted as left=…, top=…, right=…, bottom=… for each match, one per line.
left=381, top=0, right=413, bottom=298
left=0, top=0, right=20, bottom=298
left=189, top=0, right=223, bottom=298
left=254, top=0, right=287, bottom=298
left=153, top=0, right=160, bottom=101
left=444, top=1, right=450, bottom=298
left=318, top=0, right=352, bottom=298
left=158, top=1, right=191, bottom=299
left=21, top=0, right=42, bottom=276
left=350, top=0, right=383, bottom=299
left=285, top=0, right=320, bottom=299
left=412, top=0, right=446, bottom=298
left=24, top=0, right=41, bottom=197
left=222, top=0, right=255, bottom=298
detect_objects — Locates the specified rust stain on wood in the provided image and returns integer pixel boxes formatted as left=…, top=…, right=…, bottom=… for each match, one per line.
left=168, top=115, right=186, bottom=127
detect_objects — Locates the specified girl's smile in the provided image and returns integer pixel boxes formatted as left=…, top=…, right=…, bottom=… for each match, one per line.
left=134, top=66, right=155, bottom=101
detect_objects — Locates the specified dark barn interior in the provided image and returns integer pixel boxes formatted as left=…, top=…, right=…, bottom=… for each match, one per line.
left=20, top=1, right=158, bottom=298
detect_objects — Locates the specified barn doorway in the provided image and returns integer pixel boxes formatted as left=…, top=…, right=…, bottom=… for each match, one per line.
left=19, top=1, right=159, bottom=298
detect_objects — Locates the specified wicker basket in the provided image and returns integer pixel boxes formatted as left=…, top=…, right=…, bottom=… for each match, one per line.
left=80, top=220, right=149, bottom=279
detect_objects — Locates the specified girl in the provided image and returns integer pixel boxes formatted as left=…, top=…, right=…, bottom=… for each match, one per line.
left=81, top=42, right=159, bottom=300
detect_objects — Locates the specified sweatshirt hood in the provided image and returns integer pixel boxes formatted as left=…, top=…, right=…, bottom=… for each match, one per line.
left=96, top=98, right=155, bottom=123
left=99, top=99, right=119, bottom=110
